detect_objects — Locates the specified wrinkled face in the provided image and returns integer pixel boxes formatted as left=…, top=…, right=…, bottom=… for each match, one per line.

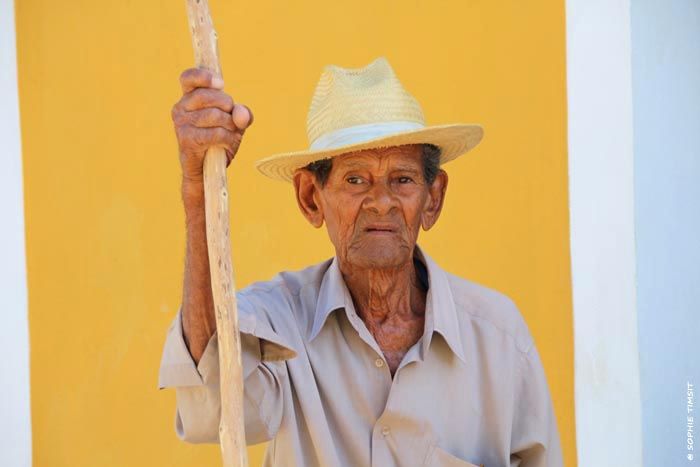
left=293, top=144, right=448, bottom=270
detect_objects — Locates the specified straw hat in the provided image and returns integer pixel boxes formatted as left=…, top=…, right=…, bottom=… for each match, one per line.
left=255, top=56, right=484, bottom=182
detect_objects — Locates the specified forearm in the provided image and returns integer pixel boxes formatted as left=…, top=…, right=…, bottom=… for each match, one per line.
left=181, top=177, right=217, bottom=364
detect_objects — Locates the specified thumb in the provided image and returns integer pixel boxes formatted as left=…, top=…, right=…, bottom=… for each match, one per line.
left=232, top=104, right=253, bottom=131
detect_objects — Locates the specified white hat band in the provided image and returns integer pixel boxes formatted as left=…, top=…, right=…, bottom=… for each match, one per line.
left=309, top=121, right=425, bottom=151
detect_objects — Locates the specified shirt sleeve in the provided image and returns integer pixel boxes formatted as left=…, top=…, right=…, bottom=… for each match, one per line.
left=510, top=342, right=564, bottom=467
left=157, top=293, right=297, bottom=445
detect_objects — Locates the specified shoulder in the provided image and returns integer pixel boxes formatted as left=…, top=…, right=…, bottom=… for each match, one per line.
left=445, top=271, right=534, bottom=355
left=236, top=257, right=332, bottom=308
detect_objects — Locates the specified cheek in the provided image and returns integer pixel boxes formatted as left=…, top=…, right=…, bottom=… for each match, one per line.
left=321, top=194, right=362, bottom=242
left=402, top=194, right=429, bottom=228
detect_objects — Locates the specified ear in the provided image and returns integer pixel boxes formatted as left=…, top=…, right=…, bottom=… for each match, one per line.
left=293, top=169, right=325, bottom=228
left=421, top=169, right=448, bottom=231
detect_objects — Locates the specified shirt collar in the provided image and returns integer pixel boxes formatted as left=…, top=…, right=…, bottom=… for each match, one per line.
left=308, top=244, right=466, bottom=363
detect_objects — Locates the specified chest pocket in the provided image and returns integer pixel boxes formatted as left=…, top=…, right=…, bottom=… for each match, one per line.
left=423, top=444, right=483, bottom=467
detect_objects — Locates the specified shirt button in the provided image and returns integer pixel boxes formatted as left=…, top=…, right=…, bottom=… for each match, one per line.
left=381, top=426, right=391, bottom=436
left=374, top=358, right=385, bottom=368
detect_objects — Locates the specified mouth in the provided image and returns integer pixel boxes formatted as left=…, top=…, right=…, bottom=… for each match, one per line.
left=364, top=224, right=398, bottom=235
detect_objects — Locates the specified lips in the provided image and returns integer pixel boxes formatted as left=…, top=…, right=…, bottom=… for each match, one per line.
left=364, top=223, right=398, bottom=233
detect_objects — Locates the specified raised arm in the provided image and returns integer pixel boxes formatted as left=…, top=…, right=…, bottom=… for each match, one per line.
left=159, top=69, right=296, bottom=445
left=172, top=67, right=253, bottom=363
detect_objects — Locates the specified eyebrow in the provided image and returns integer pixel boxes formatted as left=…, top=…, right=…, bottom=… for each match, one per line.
left=392, top=165, right=421, bottom=173
left=340, top=162, right=420, bottom=173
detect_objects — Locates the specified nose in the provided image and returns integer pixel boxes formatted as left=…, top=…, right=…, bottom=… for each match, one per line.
left=361, top=179, right=399, bottom=215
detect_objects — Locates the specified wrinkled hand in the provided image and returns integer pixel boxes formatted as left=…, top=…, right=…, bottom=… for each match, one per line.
left=171, top=68, right=254, bottom=184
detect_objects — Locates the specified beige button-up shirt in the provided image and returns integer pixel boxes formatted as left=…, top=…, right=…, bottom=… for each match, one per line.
left=158, top=244, right=563, bottom=467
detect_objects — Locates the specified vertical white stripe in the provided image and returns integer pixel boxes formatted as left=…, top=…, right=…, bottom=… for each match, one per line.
left=0, top=0, right=32, bottom=465
left=631, top=2, right=700, bottom=464
left=565, top=1, right=643, bottom=466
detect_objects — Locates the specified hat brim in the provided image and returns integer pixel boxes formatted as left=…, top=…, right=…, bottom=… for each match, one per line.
left=254, top=123, right=484, bottom=182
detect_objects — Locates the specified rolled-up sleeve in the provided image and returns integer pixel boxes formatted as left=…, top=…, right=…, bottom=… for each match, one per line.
left=158, top=293, right=297, bottom=445
left=510, top=343, right=563, bottom=467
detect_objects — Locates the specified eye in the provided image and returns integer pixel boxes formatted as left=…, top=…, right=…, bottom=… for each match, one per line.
left=346, top=176, right=364, bottom=185
left=397, top=176, right=414, bottom=184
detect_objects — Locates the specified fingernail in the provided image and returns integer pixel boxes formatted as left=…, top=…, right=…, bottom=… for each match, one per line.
left=211, top=77, right=224, bottom=88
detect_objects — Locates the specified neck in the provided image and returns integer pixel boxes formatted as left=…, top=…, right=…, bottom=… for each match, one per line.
left=339, top=257, right=427, bottom=325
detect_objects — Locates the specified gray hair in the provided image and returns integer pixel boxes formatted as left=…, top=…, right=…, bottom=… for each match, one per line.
left=304, top=144, right=442, bottom=188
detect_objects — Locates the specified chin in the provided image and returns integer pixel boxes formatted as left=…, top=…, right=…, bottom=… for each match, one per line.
left=347, top=241, right=412, bottom=269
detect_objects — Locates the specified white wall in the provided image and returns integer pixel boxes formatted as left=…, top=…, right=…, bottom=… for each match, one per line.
left=0, top=0, right=32, bottom=465
left=565, top=1, right=643, bottom=466
left=631, top=2, right=700, bottom=465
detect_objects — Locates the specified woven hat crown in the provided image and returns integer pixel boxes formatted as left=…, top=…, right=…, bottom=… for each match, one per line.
left=305, top=57, right=425, bottom=146
left=254, top=56, right=484, bottom=182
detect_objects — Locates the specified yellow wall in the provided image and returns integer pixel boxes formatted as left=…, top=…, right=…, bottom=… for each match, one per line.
left=16, top=0, right=575, bottom=465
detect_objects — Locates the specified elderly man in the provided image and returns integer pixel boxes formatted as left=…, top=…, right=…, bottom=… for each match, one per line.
left=159, top=57, right=563, bottom=467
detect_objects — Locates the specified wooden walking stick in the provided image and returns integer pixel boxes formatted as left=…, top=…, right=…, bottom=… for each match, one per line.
left=184, top=1, right=248, bottom=466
